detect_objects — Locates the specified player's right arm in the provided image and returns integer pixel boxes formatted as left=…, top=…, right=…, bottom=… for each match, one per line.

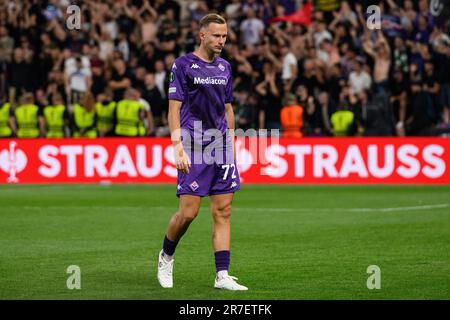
left=168, top=99, right=191, bottom=174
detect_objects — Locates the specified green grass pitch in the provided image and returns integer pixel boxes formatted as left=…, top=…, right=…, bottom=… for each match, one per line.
left=0, top=184, right=449, bottom=300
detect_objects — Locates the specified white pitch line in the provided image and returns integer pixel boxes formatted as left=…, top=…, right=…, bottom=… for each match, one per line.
left=348, top=204, right=450, bottom=212
left=235, top=204, right=450, bottom=213
left=2, top=204, right=448, bottom=213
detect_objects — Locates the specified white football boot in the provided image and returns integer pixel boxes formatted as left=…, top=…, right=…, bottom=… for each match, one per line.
left=157, top=250, right=173, bottom=288
left=214, top=274, right=248, bottom=291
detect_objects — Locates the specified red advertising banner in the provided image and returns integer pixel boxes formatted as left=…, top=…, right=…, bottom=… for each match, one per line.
left=0, top=137, right=449, bottom=184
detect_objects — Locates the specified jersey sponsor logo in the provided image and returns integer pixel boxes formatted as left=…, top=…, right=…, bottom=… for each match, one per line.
left=193, top=76, right=227, bottom=85
left=191, top=63, right=200, bottom=69
left=189, top=181, right=199, bottom=191
left=168, top=87, right=176, bottom=93
left=218, top=63, right=225, bottom=72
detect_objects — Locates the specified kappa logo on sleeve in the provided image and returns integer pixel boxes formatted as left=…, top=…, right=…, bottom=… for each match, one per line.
left=169, top=87, right=176, bottom=93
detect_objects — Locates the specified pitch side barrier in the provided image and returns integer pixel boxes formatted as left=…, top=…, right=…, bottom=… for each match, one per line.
left=0, top=137, right=449, bottom=184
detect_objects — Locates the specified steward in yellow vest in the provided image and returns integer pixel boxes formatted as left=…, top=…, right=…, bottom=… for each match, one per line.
left=330, top=104, right=355, bottom=136
left=95, top=92, right=116, bottom=137
left=71, top=92, right=97, bottom=138
left=114, top=88, right=146, bottom=137
left=14, top=92, right=44, bottom=138
left=0, top=99, right=16, bottom=138
left=43, top=94, right=70, bottom=138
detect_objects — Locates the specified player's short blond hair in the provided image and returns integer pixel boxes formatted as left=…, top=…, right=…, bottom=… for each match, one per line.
left=199, top=13, right=226, bottom=30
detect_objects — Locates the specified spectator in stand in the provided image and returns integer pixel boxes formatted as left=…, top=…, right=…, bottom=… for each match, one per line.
left=349, top=57, right=372, bottom=95
left=8, top=48, right=33, bottom=105
left=311, top=20, right=333, bottom=54
left=65, top=55, right=92, bottom=105
left=393, top=36, right=409, bottom=74
left=142, top=73, right=167, bottom=136
left=296, top=84, right=322, bottom=136
left=240, top=9, right=265, bottom=46
left=154, top=59, right=168, bottom=102
left=136, top=1, right=159, bottom=44
left=235, top=92, right=258, bottom=132
left=109, top=58, right=132, bottom=102
left=136, top=88, right=154, bottom=137
left=390, top=68, right=409, bottom=136
left=431, top=26, right=450, bottom=127
left=155, top=17, right=179, bottom=58
left=363, top=30, right=391, bottom=96
left=329, top=1, right=358, bottom=30
left=255, top=62, right=282, bottom=133
left=0, top=25, right=14, bottom=95
left=423, top=60, right=440, bottom=123
left=280, top=43, right=298, bottom=93
left=316, top=91, right=335, bottom=136
left=297, top=59, right=325, bottom=97
left=90, top=51, right=107, bottom=99
left=317, top=38, right=340, bottom=67
left=405, top=78, right=436, bottom=136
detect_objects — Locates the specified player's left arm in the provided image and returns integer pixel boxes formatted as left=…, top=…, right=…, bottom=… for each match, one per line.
left=225, top=61, right=237, bottom=160
left=225, top=103, right=236, bottom=160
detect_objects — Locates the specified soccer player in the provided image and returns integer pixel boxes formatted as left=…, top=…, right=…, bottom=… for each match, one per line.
left=157, top=13, right=247, bottom=291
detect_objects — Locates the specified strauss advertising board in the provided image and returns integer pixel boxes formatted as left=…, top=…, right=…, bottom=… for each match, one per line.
left=0, top=138, right=449, bottom=184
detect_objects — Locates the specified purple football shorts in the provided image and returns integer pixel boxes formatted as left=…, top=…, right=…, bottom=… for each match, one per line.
left=176, top=139, right=240, bottom=197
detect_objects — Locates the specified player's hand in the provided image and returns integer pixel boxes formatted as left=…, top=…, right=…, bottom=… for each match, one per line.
left=174, top=144, right=191, bottom=174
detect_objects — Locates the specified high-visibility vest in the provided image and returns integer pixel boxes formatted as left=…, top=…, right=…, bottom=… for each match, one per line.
left=114, top=99, right=144, bottom=137
left=95, top=101, right=116, bottom=133
left=281, top=105, right=304, bottom=138
left=331, top=110, right=354, bottom=136
left=73, top=103, right=97, bottom=138
left=0, top=102, right=12, bottom=137
left=44, top=104, right=66, bottom=138
left=15, top=104, right=40, bottom=138
left=314, top=0, right=340, bottom=11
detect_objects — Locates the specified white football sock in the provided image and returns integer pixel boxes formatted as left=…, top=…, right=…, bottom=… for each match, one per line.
left=217, top=270, right=228, bottom=279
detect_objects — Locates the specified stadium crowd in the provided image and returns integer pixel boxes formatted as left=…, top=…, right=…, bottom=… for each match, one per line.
left=1, top=0, right=450, bottom=138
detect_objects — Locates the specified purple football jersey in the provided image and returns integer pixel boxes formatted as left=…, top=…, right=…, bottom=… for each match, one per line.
left=169, top=52, right=240, bottom=197
left=168, top=52, right=233, bottom=145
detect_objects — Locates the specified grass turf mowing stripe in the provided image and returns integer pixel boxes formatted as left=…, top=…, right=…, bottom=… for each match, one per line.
left=0, top=185, right=449, bottom=299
